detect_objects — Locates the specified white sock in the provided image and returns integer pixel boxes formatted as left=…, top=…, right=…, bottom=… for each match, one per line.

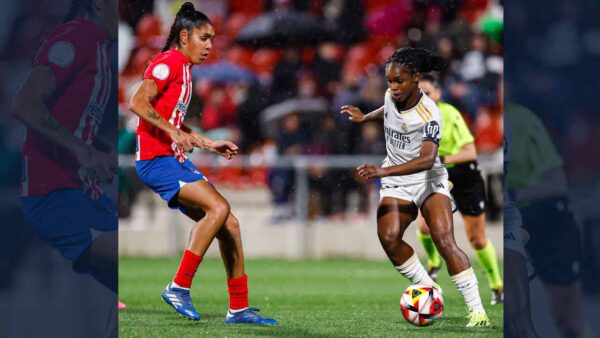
left=171, top=281, right=189, bottom=290
left=229, top=307, right=248, bottom=314
left=395, top=252, right=436, bottom=286
left=451, top=267, right=485, bottom=313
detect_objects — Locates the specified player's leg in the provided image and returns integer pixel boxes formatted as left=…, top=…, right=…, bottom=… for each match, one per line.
left=177, top=181, right=230, bottom=257
left=421, top=193, right=489, bottom=327
left=454, top=168, right=504, bottom=303
left=543, top=282, right=584, bottom=337
left=504, top=248, right=539, bottom=338
left=522, top=199, right=585, bottom=337
left=377, top=197, right=436, bottom=287
left=504, top=198, right=539, bottom=337
left=463, top=213, right=504, bottom=303
left=210, top=213, right=277, bottom=325
left=416, top=214, right=442, bottom=280
left=159, top=181, right=229, bottom=321
left=183, top=209, right=275, bottom=324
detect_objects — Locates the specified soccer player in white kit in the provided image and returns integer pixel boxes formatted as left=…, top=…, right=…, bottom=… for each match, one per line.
left=341, top=48, right=490, bottom=327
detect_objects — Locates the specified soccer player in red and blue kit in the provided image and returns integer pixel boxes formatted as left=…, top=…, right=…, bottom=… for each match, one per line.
left=12, top=0, right=117, bottom=293
left=129, top=2, right=276, bottom=325
left=10, top=0, right=119, bottom=333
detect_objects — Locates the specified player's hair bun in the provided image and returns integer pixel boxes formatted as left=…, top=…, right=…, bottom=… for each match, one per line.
left=179, top=2, right=196, bottom=17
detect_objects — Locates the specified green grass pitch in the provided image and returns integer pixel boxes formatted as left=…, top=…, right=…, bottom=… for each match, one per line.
left=119, top=257, right=503, bottom=337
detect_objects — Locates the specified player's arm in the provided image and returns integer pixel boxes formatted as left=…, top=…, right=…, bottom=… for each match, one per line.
left=441, top=142, right=477, bottom=165
left=358, top=141, right=438, bottom=179
left=130, top=79, right=197, bottom=153
left=10, top=66, right=115, bottom=181
left=180, top=123, right=238, bottom=160
left=340, top=105, right=384, bottom=123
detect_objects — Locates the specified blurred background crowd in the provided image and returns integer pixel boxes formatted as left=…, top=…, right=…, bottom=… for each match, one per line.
left=117, top=0, right=504, bottom=221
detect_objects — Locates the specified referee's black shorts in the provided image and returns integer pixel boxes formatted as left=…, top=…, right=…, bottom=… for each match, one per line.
left=447, top=161, right=486, bottom=216
left=521, top=197, right=582, bottom=285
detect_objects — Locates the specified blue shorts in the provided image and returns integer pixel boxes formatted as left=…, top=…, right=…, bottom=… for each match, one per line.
left=21, top=189, right=117, bottom=263
left=136, top=156, right=209, bottom=210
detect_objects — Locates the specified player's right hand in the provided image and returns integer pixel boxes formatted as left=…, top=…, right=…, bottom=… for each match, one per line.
left=169, top=129, right=196, bottom=153
left=340, top=105, right=365, bottom=123
left=74, top=145, right=116, bottom=183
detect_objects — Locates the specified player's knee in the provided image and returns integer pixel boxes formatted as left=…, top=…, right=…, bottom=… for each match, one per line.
left=431, top=233, right=458, bottom=256
left=377, top=226, right=401, bottom=247
left=468, top=235, right=487, bottom=250
left=224, top=216, right=241, bottom=237
left=207, top=199, right=230, bottom=224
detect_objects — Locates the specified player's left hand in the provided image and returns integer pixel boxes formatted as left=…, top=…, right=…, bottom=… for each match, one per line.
left=209, top=140, right=239, bottom=160
left=357, top=164, right=386, bottom=179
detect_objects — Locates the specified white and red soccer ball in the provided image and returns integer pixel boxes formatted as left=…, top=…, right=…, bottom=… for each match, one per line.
left=400, top=284, right=444, bottom=326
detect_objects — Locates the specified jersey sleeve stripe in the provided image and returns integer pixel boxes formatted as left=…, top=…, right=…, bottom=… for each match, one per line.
left=414, top=108, right=428, bottom=122
left=415, top=106, right=430, bottom=122
left=422, top=104, right=435, bottom=119
left=418, top=104, right=432, bottom=119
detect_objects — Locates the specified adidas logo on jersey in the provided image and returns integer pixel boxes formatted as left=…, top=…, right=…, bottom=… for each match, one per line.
left=435, top=183, right=444, bottom=189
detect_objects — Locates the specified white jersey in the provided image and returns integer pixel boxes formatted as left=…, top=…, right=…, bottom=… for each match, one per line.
left=381, top=90, right=447, bottom=187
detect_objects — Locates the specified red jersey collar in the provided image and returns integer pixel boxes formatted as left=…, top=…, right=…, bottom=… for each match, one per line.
left=170, top=48, right=192, bottom=64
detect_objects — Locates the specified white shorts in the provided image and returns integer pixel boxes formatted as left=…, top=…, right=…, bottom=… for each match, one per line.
left=379, top=175, right=454, bottom=210
left=504, top=201, right=526, bottom=256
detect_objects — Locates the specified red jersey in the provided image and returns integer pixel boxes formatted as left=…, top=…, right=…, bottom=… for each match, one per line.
left=22, top=17, right=111, bottom=197
left=136, top=49, right=192, bottom=162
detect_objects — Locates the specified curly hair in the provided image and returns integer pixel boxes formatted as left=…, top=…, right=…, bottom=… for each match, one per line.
left=385, top=47, right=446, bottom=74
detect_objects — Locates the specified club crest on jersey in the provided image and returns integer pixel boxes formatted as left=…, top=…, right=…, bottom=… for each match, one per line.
left=152, top=63, right=170, bottom=80
left=48, top=41, right=75, bottom=68
left=401, top=123, right=408, bottom=133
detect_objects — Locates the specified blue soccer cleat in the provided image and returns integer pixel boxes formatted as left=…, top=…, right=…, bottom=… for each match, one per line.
left=161, top=283, right=201, bottom=321
left=224, top=307, right=277, bottom=325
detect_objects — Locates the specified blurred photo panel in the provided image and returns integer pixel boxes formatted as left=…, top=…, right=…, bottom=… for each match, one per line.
left=0, top=0, right=118, bottom=337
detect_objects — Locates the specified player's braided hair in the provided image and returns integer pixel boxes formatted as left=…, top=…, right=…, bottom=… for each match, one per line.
left=385, top=47, right=446, bottom=74
left=63, top=0, right=94, bottom=23
left=162, top=2, right=212, bottom=52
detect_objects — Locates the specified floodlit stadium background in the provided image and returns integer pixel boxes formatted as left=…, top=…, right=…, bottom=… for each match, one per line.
left=118, top=0, right=504, bottom=259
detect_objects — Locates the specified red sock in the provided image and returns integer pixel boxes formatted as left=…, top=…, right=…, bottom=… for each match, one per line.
left=173, top=250, right=202, bottom=288
left=227, top=274, right=249, bottom=310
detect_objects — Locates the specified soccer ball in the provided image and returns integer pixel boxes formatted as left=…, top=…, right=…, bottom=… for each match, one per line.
left=400, top=284, right=444, bottom=326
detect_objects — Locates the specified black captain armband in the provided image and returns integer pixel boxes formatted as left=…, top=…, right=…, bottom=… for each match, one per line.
left=422, top=120, right=441, bottom=145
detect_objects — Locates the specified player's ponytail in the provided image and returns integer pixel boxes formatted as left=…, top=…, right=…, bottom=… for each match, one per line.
left=161, top=2, right=213, bottom=52
left=63, top=0, right=93, bottom=23
left=385, top=47, right=446, bottom=74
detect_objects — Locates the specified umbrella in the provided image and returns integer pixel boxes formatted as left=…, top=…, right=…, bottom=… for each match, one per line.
left=260, top=98, right=329, bottom=138
left=235, top=9, right=328, bottom=48
left=192, top=61, right=257, bottom=84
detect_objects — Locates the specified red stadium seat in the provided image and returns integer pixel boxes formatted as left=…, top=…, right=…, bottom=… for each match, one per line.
left=225, top=46, right=255, bottom=69
left=250, top=49, right=283, bottom=77
left=230, top=0, right=264, bottom=16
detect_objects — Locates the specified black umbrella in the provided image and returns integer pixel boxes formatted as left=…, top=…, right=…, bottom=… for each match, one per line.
left=235, top=9, right=328, bottom=48
left=260, top=98, right=329, bottom=138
